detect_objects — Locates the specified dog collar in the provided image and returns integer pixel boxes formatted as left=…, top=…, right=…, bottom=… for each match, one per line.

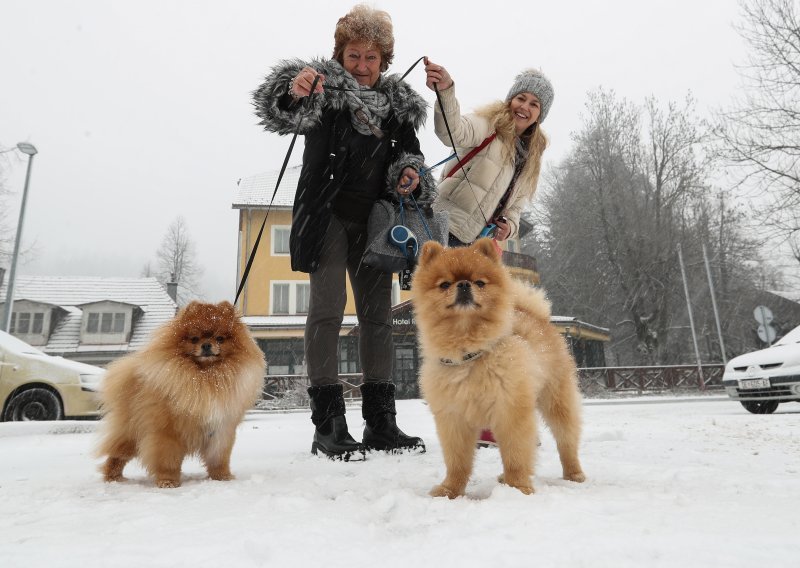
left=439, top=350, right=485, bottom=366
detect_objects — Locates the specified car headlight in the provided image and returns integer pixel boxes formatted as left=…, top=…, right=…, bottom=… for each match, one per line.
left=80, top=373, right=104, bottom=391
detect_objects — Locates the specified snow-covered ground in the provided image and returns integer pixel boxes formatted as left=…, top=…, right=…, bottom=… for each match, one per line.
left=1, top=395, right=799, bottom=568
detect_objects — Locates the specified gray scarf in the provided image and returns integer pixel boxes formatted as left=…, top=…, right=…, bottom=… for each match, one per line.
left=328, top=60, right=391, bottom=138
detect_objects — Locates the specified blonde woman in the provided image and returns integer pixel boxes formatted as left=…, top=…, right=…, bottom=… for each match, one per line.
left=424, top=59, right=552, bottom=247
left=424, top=60, right=553, bottom=447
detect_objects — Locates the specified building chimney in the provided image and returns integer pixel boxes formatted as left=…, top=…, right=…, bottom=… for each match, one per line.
left=166, top=273, right=178, bottom=302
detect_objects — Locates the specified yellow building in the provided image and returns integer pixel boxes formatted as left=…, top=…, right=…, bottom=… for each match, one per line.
left=233, top=166, right=608, bottom=396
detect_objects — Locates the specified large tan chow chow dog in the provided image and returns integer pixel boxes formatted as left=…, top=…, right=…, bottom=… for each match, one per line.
left=96, top=301, right=265, bottom=488
left=412, top=239, right=586, bottom=498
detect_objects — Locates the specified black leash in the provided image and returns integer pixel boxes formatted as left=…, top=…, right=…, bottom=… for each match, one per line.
left=234, top=75, right=321, bottom=306
left=432, top=83, right=490, bottom=225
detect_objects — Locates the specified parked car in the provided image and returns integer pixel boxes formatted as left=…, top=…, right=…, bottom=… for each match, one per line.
left=0, top=330, right=104, bottom=421
left=722, top=324, right=800, bottom=414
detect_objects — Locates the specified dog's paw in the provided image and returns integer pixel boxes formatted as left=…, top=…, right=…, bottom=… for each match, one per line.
left=497, top=474, right=535, bottom=495
left=155, top=479, right=181, bottom=489
left=103, top=474, right=126, bottom=483
left=209, top=471, right=235, bottom=481
left=564, top=471, right=586, bottom=483
left=429, top=484, right=461, bottom=499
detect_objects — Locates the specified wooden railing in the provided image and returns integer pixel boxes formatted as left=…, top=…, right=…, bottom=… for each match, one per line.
left=577, top=365, right=725, bottom=396
left=258, top=365, right=725, bottom=408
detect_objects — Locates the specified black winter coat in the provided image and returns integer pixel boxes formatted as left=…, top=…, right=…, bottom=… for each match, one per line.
left=253, top=58, right=435, bottom=273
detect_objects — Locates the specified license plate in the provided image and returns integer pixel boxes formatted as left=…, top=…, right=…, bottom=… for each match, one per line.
left=739, top=378, right=770, bottom=389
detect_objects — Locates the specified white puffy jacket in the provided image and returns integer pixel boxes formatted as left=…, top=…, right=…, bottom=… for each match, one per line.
left=432, top=86, right=534, bottom=243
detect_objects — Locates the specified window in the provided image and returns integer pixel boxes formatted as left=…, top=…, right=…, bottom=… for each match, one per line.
left=100, top=313, right=113, bottom=333
left=272, top=226, right=291, bottom=255
left=339, top=337, right=359, bottom=374
left=32, top=313, right=44, bottom=334
left=113, top=313, right=125, bottom=333
left=87, top=313, right=99, bottom=333
left=271, top=281, right=312, bottom=315
left=17, top=313, right=31, bottom=334
left=86, top=311, right=127, bottom=335
left=273, top=283, right=290, bottom=314
left=296, top=283, right=310, bottom=314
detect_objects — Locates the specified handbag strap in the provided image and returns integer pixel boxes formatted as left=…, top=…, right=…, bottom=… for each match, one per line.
left=397, top=196, right=433, bottom=241
left=443, top=132, right=497, bottom=179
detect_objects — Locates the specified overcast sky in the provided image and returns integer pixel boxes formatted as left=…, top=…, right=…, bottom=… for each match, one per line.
left=0, top=0, right=748, bottom=301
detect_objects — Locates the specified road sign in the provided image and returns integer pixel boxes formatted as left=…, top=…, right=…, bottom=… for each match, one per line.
left=757, top=324, right=777, bottom=344
left=754, top=305, right=774, bottom=324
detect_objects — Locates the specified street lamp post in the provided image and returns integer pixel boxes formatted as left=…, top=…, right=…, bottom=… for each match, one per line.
left=2, top=142, right=38, bottom=333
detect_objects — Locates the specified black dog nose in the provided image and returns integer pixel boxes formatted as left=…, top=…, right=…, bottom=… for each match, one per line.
left=201, top=343, right=213, bottom=354
left=457, top=281, right=471, bottom=291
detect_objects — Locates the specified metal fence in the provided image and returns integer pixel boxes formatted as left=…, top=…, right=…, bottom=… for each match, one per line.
left=259, top=365, right=725, bottom=408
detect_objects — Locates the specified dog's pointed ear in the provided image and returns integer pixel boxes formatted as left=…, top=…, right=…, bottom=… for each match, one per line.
left=473, top=237, right=501, bottom=263
left=181, top=301, right=201, bottom=315
left=217, top=301, right=238, bottom=318
left=419, top=241, right=444, bottom=267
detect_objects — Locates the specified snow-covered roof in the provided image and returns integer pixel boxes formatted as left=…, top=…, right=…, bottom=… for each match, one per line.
left=0, top=276, right=177, bottom=353
left=551, top=316, right=610, bottom=335
left=232, top=165, right=301, bottom=209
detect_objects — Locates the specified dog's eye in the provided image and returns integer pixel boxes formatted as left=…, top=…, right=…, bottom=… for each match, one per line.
left=439, top=281, right=451, bottom=290
left=216, top=336, right=225, bottom=343
left=475, top=280, right=486, bottom=288
left=190, top=337, right=200, bottom=344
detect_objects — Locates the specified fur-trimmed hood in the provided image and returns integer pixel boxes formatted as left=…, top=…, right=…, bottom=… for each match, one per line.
left=252, top=58, right=428, bottom=136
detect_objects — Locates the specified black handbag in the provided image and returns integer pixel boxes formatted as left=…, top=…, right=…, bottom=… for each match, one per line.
left=362, top=196, right=449, bottom=274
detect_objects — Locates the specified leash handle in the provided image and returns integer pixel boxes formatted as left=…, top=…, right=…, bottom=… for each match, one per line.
left=234, top=75, right=321, bottom=306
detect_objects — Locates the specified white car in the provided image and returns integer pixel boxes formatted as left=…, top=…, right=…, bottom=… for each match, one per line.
left=722, top=324, right=800, bottom=414
left=0, top=330, right=105, bottom=421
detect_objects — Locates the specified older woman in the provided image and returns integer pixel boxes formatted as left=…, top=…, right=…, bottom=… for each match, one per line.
left=424, top=59, right=553, bottom=247
left=253, top=5, right=430, bottom=460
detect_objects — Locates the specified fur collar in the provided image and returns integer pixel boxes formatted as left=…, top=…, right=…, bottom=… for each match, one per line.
left=253, top=57, right=428, bottom=136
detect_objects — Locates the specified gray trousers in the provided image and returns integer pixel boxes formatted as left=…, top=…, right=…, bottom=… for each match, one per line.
left=305, top=215, right=393, bottom=386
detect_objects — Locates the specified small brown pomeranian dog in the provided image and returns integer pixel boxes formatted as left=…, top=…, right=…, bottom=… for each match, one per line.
left=412, top=239, right=586, bottom=498
left=96, top=301, right=265, bottom=488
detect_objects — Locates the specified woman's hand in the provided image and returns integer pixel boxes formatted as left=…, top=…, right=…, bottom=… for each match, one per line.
left=290, top=66, right=325, bottom=98
left=396, top=167, right=420, bottom=196
left=493, top=217, right=511, bottom=241
left=424, top=57, right=453, bottom=91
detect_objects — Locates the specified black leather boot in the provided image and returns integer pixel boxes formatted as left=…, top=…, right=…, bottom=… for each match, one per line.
left=308, top=384, right=364, bottom=461
left=360, top=381, right=425, bottom=453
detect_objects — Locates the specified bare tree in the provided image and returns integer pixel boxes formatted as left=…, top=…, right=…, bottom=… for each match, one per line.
left=0, top=148, right=16, bottom=265
left=154, top=216, right=203, bottom=305
left=528, top=89, right=745, bottom=365
left=716, top=0, right=800, bottom=254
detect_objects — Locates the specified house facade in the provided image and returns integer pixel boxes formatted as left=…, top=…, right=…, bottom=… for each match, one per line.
left=234, top=167, right=610, bottom=396
left=0, top=275, right=177, bottom=366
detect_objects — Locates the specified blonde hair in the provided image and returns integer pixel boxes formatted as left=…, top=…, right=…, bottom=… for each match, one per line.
left=332, top=4, right=394, bottom=72
left=475, top=101, right=549, bottom=201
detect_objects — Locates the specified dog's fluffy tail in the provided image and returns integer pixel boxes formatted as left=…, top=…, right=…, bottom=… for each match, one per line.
left=510, top=280, right=552, bottom=323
